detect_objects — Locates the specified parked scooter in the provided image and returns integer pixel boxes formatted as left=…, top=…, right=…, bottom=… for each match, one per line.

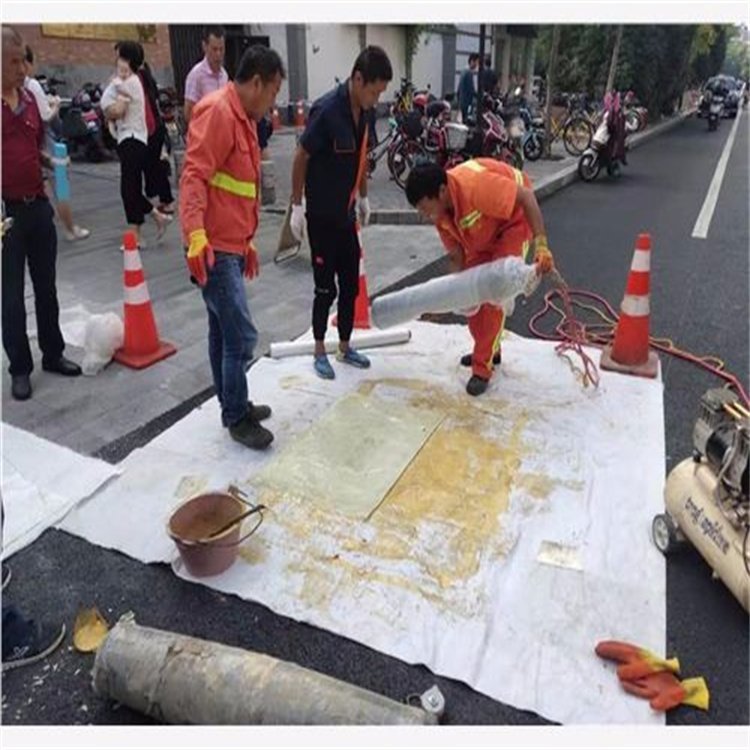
left=707, top=91, right=724, bottom=132
left=56, top=84, right=110, bottom=162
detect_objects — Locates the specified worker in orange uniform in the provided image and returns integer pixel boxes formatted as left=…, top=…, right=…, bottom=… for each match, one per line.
left=180, top=46, right=285, bottom=449
left=405, top=158, right=554, bottom=396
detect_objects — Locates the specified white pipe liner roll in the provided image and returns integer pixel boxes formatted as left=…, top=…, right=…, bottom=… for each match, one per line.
left=371, top=257, right=540, bottom=330
left=270, top=328, right=411, bottom=359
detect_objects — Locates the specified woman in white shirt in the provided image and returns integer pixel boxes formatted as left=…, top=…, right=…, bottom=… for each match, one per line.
left=101, top=41, right=170, bottom=248
left=23, top=45, right=90, bottom=242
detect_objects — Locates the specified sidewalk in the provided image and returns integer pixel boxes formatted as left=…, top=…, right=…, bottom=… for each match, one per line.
left=1, top=110, right=693, bottom=456
left=263, top=120, right=577, bottom=218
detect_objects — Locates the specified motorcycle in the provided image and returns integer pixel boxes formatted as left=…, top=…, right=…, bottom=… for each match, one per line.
left=578, top=93, right=633, bottom=182
left=56, top=84, right=110, bottom=162
left=707, top=92, right=724, bottom=132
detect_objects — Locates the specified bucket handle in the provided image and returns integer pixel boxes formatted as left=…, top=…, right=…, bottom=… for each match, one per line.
left=173, top=509, right=265, bottom=549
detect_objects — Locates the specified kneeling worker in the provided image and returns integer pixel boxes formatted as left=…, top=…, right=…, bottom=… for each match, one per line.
left=405, top=159, right=554, bottom=396
left=289, top=46, right=392, bottom=380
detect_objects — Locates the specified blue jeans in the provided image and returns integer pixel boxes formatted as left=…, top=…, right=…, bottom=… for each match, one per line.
left=201, top=252, right=258, bottom=427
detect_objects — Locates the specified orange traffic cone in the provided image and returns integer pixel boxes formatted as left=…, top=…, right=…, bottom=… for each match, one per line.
left=352, top=225, right=372, bottom=329
left=600, top=232, right=659, bottom=378
left=271, top=106, right=282, bottom=131
left=331, top=222, right=372, bottom=330
left=295, top=99, right=306, bottom=129
left=113, top=231, right=177, bottom=369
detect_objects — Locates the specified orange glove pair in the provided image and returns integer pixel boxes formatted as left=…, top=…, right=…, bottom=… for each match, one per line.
left=186, top=229, right=259, bottom=287
left=595, top=640, right=709, bottom=712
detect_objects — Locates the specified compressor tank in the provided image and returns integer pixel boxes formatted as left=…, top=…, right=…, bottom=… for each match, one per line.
left=664, top=458, right=749, bottom=612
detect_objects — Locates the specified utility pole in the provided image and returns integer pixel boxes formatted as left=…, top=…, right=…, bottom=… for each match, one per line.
left=605, top=25, right=624, bottom=95
left=543, top=25, right=561, bottom=158
left=477, top=23, right=486, bottom=126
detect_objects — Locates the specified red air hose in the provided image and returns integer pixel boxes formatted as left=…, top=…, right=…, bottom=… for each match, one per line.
left=529, top=278, right=750, bottom=407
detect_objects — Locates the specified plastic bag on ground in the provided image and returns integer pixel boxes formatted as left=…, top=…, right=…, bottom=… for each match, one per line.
left=81, top=313, right=124, bottom=376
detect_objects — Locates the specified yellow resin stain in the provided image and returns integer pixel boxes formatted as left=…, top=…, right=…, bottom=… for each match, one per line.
left=237, top=541, right=267, bottom=566
left=252, top=378, right=575, bottom=616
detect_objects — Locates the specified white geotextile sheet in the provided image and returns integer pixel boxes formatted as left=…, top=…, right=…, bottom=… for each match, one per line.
left=59, top=322, right=666, bottom=725
left=1, top=423, right=120, bottom=558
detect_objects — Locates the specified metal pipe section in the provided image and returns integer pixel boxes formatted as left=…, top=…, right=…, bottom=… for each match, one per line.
left=93, top=617, right=437, bottom=725
left=269, top=328, right=411, bottom=359
left=371, top=256, right=539, bottom=330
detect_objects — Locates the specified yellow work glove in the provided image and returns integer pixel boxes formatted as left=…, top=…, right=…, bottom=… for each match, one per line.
left=244, top=240, right=259, bottom=280
left=533, top=234, right=554, bottom=274
left=186, top=229, right=215, bottom=287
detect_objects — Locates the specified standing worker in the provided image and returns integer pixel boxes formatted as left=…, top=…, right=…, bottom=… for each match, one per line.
left=183, top=26, right=228, bottom=126
left=179, top=46, right=285, bottom=450
left=289, top=46, right=392, bottom=380
left=405, top=159, right=554, bottom=397
left=2, top=26, right=81, bottom=402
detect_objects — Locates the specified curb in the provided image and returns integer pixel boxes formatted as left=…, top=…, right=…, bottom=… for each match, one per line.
left=367, top=110, right=695, bottom=225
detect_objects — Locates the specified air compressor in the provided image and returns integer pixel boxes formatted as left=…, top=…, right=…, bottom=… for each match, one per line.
left=653, top=388, right=749, bottom=612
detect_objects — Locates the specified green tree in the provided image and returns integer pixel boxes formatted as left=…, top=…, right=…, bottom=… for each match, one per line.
left=723, top=32, right=750, bottom=79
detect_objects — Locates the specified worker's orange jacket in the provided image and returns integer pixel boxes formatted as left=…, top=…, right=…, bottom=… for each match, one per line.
left=179, top=84, right=260, bottom=255
left=436, top=158, right=533, bottom=268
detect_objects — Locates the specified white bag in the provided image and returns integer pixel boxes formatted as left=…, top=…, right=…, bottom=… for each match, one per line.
left=81, top=313, right=124, bottom=376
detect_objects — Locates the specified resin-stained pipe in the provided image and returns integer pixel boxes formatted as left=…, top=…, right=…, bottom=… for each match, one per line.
left=92, top=617, right=437, bottom=725
left=270, top=328, right=411, bottom=359
left=371, top=256, right=540, bottom=330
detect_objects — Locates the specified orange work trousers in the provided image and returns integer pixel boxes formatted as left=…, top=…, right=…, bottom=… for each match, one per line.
left=466, top=235, right=531, bottom=380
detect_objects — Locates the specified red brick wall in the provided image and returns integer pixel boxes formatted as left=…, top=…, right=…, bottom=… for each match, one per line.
left=14, top=24, right=172, bottom=69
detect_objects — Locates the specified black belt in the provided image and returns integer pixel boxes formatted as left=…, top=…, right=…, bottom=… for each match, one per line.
left=3, top=195, right=46, bottom=207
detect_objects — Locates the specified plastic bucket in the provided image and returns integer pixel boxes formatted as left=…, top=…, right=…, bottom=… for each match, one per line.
left=168, top=492, right=252, bottom=578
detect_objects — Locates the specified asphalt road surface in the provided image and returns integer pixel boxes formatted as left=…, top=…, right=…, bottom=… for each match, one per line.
left=2, top=111, right=748, bottom=727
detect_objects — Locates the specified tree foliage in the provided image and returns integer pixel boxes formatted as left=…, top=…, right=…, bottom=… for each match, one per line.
left=534, top=24, right=736, bottom=116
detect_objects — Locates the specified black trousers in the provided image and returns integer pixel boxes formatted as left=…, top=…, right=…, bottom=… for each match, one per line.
left=144, top=127, right=173, bottom=205
left=2, top=197, right=65, bottom=376
left=117, top=137, right=153, bottom=225
left=307, top=215, right=360, bottom=342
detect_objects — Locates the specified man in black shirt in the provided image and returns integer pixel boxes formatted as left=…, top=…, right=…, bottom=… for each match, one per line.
left=289, top=46, right=392, bottom=380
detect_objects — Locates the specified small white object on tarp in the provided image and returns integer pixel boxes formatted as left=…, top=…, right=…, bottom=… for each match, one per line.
left=81, top=312, right=124, bottom=375
left=1, top=423, right=120, bottom=558
left=371, top=256, right=540, bottom=329
left=59, top=322, right=666, bottom=725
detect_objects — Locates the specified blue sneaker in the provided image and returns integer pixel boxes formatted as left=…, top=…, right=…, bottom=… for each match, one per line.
left=314, top=354, right=335, bottom=380
left=336, top=348, right=371, bottom=369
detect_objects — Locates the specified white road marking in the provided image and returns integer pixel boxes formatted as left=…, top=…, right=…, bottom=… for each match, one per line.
left=692, top=103, right=745, bottom=239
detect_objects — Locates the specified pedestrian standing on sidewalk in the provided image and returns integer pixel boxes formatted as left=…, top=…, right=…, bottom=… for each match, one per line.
left=289, top=46, right=392, bottom=381
left=405, top=158, right=554, bottom=397
left=183, top=26, right=228, bottom=126
left=101, top=41, right=171, bottom=250
left=135, top=44, right=175, bottom=215
left=458, top=53, right=479, bottom=123
left=180, top=45, right=284, bottom=450
left=2, top=25, right=82, bottom=402
left=23, top=45, right=90, bottom=242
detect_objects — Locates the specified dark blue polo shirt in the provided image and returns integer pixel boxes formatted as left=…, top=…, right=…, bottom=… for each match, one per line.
left=301, top=81, right=376, bottom=224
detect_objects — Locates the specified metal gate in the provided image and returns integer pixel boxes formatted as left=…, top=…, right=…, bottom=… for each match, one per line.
left=168, top=25, right=271, bottom=99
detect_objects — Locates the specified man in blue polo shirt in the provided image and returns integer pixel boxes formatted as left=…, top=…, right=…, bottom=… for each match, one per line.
left=289, top=46, right=392, bottom=380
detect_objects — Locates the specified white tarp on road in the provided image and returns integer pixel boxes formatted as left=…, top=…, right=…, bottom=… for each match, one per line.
left=58, top=322, right=666, bottom=725
left=1, top=423, right=120, bottom=558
